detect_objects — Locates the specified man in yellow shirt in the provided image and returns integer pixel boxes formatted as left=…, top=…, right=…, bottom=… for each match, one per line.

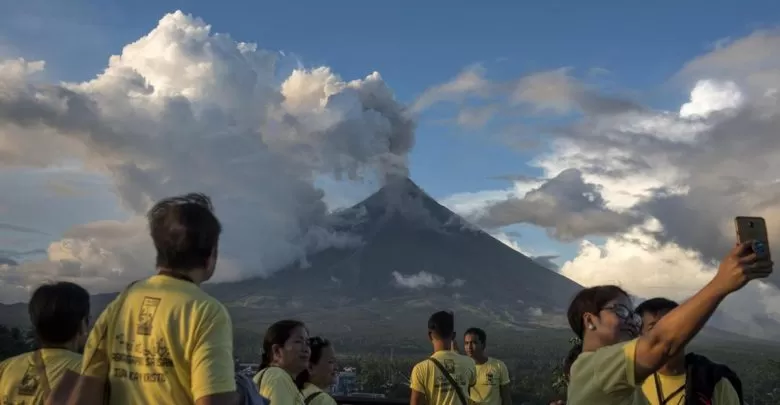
left=70, top=193, right=241, bottom=405
left=463, top=328, right=511, bottom=405
left=0, top=281, right=89, bottom=405
left=410, top=311, right=476, bottom=405
left=636, top=298, right=743, bottom=405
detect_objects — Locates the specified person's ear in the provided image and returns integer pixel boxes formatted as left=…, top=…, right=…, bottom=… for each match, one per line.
left=427, top=331, right=433, bottom=341
left=272, top=343, right=284, bottom=360
left=583, top=312, right=598, bottom=331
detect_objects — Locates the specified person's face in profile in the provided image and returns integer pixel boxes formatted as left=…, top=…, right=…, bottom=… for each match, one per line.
left=588, top=294, right=638, bottom=345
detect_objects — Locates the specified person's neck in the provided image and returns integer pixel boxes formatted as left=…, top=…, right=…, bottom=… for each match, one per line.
left=39, top=340, right=78, bottom=352
left=659, top=355, right=686, bottom=376
left=581, top=334, right=604, bottom=353
left=432, top=340, right=451, bottom=353
left=157, top=267, right=205, bottom=286
left=471, top=353, right=489, bottom=364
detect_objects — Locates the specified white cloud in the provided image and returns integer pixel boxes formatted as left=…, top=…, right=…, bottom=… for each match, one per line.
left=432, top=29, right=780, bottom=337
left=392, top=271, right=445, bottom=289
left=0, top=10, right=414, bottom=302
left=679, top=80, right=744, bottom=119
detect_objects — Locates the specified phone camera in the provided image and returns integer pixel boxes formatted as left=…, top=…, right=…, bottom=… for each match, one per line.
left=748, top=221, right=755, bottom=228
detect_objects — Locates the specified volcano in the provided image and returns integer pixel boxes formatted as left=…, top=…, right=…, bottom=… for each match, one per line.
left=0, top=178, right=584, bottom=351
left=206, top=177, right=583, bottom=343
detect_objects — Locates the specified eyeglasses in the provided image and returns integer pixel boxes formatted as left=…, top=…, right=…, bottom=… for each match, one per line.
left=602, top=304, right=641, bottom=327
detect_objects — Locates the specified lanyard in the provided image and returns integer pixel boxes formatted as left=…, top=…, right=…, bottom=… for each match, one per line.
left=653, top=373, right=685, bottom=405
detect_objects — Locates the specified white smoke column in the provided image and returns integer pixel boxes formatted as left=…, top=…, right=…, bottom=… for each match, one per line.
left=0, top=11, right=415, bottom=296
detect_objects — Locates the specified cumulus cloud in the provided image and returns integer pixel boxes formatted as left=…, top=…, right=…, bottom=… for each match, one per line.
left=0, top=11, right=415, bottom=301
left=433, top=29, right=780, bottom=337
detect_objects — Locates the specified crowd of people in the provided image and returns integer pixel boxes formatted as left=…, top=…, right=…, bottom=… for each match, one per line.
left=0, top=192, right=772, bottom=405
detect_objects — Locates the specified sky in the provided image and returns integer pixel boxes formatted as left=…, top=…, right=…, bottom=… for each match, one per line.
left=2, top=1, right=780, bottom=336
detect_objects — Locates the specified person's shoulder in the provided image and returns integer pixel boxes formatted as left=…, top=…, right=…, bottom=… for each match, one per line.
left=490, top=357, right=507, bottom=368
left=263, top=366, right=293, bottom=383
left=0, top=351, right=28, bottom=369
left=412, top=357, right=433, bottom=375
left=459, top=353, right=476, bottom=367
left=301, top=382, right=320, bottom=397
left=412, top=358, right=429, bottom=369
left=595, top=338, right=637, bottom=357
left=572, top=339, right=637, bottom=371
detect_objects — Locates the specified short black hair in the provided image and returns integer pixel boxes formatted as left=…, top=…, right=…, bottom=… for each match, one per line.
left=28, top=282, right=90, bottom=344
left=147, top=193, right=222, bottom=271
left=428, top=311, right=454, bottom=339
left=464, top=327, right=486, bottom=345
left=635, top=297, right=679, bottom=317
left=567, top=285, right=629, bottom=339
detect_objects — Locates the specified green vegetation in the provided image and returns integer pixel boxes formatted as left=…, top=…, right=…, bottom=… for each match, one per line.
left=329, top=330, right=780, bottom=405
left=0, top=324, right=34, bottom=360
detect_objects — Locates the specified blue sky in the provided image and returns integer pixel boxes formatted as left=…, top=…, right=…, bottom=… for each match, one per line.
left=2, top=0, right=779, bottom=266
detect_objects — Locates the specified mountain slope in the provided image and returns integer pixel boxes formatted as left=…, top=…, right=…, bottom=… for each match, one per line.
left=206, top=177, right=583, bottom=335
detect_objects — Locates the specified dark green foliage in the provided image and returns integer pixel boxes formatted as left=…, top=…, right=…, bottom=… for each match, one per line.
left=0, top=324, right=34, bottom=361
left=327, top=331, right=780, bottom=405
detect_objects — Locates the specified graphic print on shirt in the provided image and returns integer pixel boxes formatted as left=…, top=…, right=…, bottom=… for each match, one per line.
left=16, top=365, right=40, bottom=396
left=110, top=297, right=174, bottom=385
left=136, top=297, right=162, bottom=336
left=484, top=371, right=495, bottom=386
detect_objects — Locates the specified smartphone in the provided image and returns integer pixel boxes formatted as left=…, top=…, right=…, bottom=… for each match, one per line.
left=735, top=216, right=771, bottom=259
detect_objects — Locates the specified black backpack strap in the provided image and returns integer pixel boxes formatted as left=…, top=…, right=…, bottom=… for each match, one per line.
left=685, top=353, right=744, bottom=405
left=428, top=357, right=468, bottom=405
left=715, top=365, right=744, bottom=405
left=304, top=391, right=324, bottom=405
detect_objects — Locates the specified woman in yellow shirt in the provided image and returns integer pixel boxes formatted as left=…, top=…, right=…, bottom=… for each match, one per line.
left=295, top=337, right=338, bottom=405
left=253, top=320, right=311, bottom=405
left=565, top=242, right=772, bottom=405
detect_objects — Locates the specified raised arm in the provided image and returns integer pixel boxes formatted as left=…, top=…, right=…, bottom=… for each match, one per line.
left=633, top=241, right=772, bottom=382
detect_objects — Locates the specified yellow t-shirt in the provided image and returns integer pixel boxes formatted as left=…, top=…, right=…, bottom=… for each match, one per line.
left=82, top=275, right=236, bottom=405
left=301, top=382, right=337, bottom=405
left=253, top=366, right=305, bottom=405
left=0, top=348, right=81, bottom=405
left=567, top=339, right=649, bottom=405
left=642, top=373, right=741, bottom=405
left=468, top=357, right=510, bottom=405
left=410, top=350, right=477, bottom=405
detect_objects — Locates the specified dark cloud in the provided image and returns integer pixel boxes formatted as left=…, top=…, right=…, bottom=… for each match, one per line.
left=0, top=223, right=48, bottom=235
left=475, top=168, right=644, bottom=241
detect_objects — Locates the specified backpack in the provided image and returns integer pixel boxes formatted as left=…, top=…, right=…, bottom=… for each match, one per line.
left=684, top=353, right=744, bottom=405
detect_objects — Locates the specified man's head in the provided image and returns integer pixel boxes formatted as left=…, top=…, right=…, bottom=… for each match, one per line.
left=29, top=282, right=91, bottom=351
left=463, top=327, right=486, bottom=358
left=147, top=193, right=222, bottom=281
left=428, top=311, right=455, bottom=343
left=635, top=297, right=679, bottom=335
